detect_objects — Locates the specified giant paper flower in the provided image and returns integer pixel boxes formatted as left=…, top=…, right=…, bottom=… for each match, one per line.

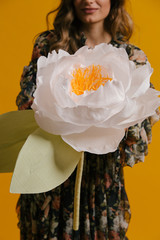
left=32, top=43, right=160, bottom=154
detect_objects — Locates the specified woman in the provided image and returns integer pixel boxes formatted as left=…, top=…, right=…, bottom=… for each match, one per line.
left=16, top=0, right=158, bottom=239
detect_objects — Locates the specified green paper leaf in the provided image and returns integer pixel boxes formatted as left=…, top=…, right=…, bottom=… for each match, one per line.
left=0, top=110, right=38, bottom=173
left=10, top=128, right=81, bottom=193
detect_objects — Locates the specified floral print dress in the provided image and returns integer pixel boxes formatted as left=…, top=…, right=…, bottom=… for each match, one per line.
left=16, top=31, right=159, bottom=240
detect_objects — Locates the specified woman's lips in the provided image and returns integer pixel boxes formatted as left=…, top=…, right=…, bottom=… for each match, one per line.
left=82, top=8, right=98, bottom=14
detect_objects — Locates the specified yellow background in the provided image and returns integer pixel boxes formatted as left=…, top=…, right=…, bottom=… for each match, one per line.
left=0, top=0, right=160, bottom=239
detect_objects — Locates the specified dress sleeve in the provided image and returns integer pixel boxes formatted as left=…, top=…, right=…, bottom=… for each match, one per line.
left=120, top=44, right=160, bottom=167
left=16, top=31, right=54, bottom=110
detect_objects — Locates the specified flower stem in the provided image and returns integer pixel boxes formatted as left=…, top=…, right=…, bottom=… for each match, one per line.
left=73, top=151, right=84, bottom=231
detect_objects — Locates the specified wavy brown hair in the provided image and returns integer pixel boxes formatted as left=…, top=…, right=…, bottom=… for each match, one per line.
left=46, top=0, right=133, bottom=53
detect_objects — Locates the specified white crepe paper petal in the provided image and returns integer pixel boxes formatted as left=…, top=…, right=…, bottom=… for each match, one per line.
left=126, top=61, right=153, bottom=98
left=62, top=127, right=125, bottom=154
left=32, top=43, right=160, bottom=154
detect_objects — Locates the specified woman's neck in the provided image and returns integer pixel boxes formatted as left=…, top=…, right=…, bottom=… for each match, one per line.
left=81, top=23, right=112, bottom=48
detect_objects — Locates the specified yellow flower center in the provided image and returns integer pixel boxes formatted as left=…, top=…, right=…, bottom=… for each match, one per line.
left=71, top=64, right=112, bottom=95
